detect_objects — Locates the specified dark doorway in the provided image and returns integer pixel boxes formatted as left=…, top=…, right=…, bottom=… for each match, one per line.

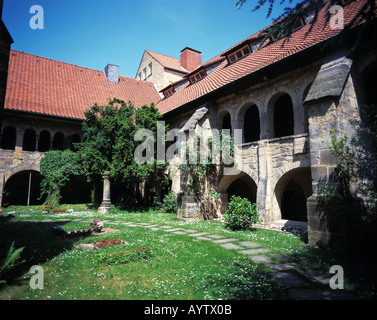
left=274, top=94, right=294, bottom=138
left=3, top=171, right=45, bottom=206
left=23, top=129, right=36, bottom=151
left=38, top=130, right=50, bottom=152
left=244, top=105, right=260, bottom=142
left=227, top=175, right=257, bottom=204
left=1, top=126, right=16, bottom=150
left=281, top=180, right=307, bottom=222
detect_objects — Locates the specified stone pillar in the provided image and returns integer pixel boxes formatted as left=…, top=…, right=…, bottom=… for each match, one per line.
left=98, top=171, right=111, bottom=213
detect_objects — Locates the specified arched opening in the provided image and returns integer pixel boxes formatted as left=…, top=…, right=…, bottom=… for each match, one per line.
left=244, top=105, right=260, bottom=142
left=2, top=171, right=45, bottom=206
left=226, top=174, right=257, bottom=204
left=67, top=133, right=81, bottom=151
left=38, top=130, right=50, bottom=152
left=1, top=126, right=16, bottom=150
left=22, top=129, right=36, bottom=151
left=274, top=167, right=312, bottom=222
left=222, top=112, right=232, bottom=132
left=52, top=132, right=65, bottom=150
left=274, top=94, right=294, bottom=138
left=61, top=175, right=91, bottom=204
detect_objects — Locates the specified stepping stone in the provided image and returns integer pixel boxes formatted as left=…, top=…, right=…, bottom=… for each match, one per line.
left=41, top=219, right=53, bottom=222
left=125, top=224, right=139, bottom=227
left=183, top=229, right=199, bottom=233
left=271, top=253, right=292, bottom=261
left=74, top=243, right=96, bottom=251
left=196, top=236, right=212, bottom=241
left=239, top=248, right=271, bottom=255
left=144, top=224, right=159, bottom=228
left=121, top=222, right=134, bottom=225
left=271, top=271, right=309, bottom=288
left=172, top=231, right=187, bottom=235
left=220, top=243, right=244, bottom=250
left=248, top=255, right=275, bottom=263
left=138, top=223, right=151, bottom=225
left=188, top=232, right=209, bottom=237
left=239, top=241, right=260, bottom=248
left=289, top=288, right=355, bottom=300
left=212, top=238, right=237, bottom=243
left=266, top=262, right=305, bottom=272
left=207, top=234, right=225, bottom=239
left=150, top=228, right=160, bottom=231
left=160, top=226, right=174, bottom=229
left=300, top=270, right=332, bottom=286
left=164, top=228, right=184, bottom=232
left=71, top=219, right=82, bottom=222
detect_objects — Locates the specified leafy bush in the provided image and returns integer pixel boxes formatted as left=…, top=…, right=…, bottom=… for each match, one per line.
left=224, top=196, right=261, bottom=230
left=160, top=191, right=177, bottom=213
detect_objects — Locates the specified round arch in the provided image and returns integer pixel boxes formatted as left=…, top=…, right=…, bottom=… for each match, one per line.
left=272, top=166, right=312, bottom=222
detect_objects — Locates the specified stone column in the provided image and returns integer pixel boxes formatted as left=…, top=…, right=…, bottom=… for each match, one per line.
left=98, top=171, right=111, bottom=213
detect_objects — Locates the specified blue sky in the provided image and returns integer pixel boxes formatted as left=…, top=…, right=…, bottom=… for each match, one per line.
left=2, top=0, right=296, bottom=78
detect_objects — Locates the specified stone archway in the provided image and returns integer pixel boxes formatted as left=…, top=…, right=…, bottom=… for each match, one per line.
left=2, top=170, right=45, bottom=206
left=273, top=166, right=312, bottom=222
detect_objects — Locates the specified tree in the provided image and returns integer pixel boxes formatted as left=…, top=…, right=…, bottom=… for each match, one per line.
left=76, top=98, right=169, bottom=207
left=40, top=149, right=83, bottom=207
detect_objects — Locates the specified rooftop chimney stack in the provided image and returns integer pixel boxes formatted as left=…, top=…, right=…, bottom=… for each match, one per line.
left=180, top=47, right=202, bottom=72
left=105, top=64, right=119, bottom=83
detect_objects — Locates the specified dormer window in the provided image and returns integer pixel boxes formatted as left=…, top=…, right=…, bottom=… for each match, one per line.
left=227, top=45, right=251, bottom=63
left=292, top=16, right=305, bottom=31
left=163, top=87, right=175, bottom=98
left=189, top=69, right=206, bottom=84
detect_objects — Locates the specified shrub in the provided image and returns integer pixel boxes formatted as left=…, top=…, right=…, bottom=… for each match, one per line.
left=224, top=195, right=261, bottom=230
left=160, top=191, right=177, bottom=213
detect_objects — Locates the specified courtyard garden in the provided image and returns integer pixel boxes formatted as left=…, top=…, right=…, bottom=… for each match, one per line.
left=1, top=204, right=376, bottom=300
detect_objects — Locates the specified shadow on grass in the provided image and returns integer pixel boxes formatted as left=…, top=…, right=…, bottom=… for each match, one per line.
left=0, top=220, right=73, bottom=286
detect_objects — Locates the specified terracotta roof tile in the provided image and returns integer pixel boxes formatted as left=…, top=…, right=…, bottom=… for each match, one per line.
left=4, top=50, right=161, bottom=120
left=156, top=0, right=372, bottom=115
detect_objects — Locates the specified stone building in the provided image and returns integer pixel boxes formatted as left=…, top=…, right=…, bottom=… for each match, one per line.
left=135, top=47, right=202, bottom=94
left=0, top=50, right=160, bottom=206
left=0, top=0, right=376, bottom=247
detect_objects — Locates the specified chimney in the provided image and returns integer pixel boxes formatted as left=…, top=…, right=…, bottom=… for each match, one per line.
left=180, top=47, right=202, bottom=72
left=105, top=64, right=119, bottom=83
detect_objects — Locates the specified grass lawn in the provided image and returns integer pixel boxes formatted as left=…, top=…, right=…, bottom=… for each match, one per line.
left=0, top=204, right=376, bottom=300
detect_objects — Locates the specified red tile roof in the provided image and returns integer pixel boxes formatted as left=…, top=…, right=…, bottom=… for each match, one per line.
left=4, top=50, right=161, bottom=120
left=156, top=0, right=373, bottom=115
left=145, top=50, right=188, bottom=74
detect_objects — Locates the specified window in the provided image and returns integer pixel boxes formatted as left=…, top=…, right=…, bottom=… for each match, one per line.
left=163, top=87, right=175, bottom=98
left=189, top=69, right=206, bottom=84
left=138, top=73, right=142, bottom=80
left=227, top=45, right=251, bottom=63
left=149, top=63, right=153, bottom=76
left=143, top=68, right=147, bottom=80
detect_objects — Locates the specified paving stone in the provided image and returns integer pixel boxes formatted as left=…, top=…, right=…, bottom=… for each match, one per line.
left=196, top=236, right=212, bottom=241
left=41, top=219, right=53, bottom=222
left=160, top=226, right=174, bottom=229
left=289, top=288, right=356, bottom=300
left=212, top=238, right=238, bottom=243
left=188, top=232, right=209, bottom=237
left=266, top=262, right=306, bottom=272
left=71, top=219, right=82, bottom=222
left=239, top=241, right=260, bottom=248
left=300, top=270, right=332, bottom=286
left=125, top=224, right=139, bottom=227
left=138, top=223, right=151, bottom=225
left=271, top=253, right=292, bottom=261
left=183, top=229, right=199, bottom=233
left=248, top=255, right=275, bottom=263
left=239, top=248, right=272, bottom=255
left=207, top=234, right=225, bottom=239
left=121, top=222, right=134, bottom=225
left=144, top=224, right=159, bottom=228
left=164, top=228, right=184, bottom=232
left=220, top=243, right=244, bottom=250
left=271, top=271, right=309, bottom=288
left=172, top=231, right=187, bottom=235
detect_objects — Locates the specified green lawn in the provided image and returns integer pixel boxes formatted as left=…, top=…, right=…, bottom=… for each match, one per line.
left=0, top=205, right=376, bottom=300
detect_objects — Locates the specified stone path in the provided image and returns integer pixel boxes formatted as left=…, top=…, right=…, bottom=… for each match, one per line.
left=6, top=218, right=356, bottom=300
left=119, top=221, right=356, bottom=300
